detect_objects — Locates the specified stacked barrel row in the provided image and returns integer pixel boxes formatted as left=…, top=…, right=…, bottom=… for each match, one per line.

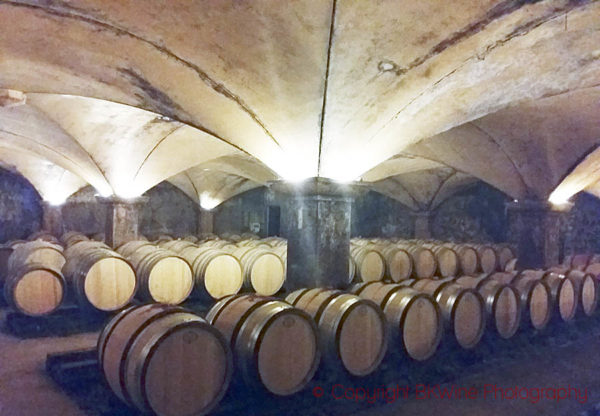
left=349, top=238, right=517, bottom=283
left=154, top=235, right=286, bottom=297
left=98, top=296, right=321, bottom=416
left=562, top=253, right=600, bottom=280
left=97, top=262, right=599, bottom=416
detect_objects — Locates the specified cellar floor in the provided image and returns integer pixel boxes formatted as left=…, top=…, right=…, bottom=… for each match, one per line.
left=0, top=313, right=599, bottom=416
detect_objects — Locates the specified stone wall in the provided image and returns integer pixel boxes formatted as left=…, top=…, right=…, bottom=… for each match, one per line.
left=563, top=192, right=600, bottom=256
left=214, top=187, right=267, bottom=237
left=351, top=190, right=413, bottom=238
left=62, top=182, right=199, bottom=239
left=0, top=168, right=42, bottom=243
left=431, top=183, right=509, bottom=243
left=211, top=183, right=510, bottom=243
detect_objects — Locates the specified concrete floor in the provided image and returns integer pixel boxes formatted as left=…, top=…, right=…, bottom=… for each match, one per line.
left=0, top=316, right=599, bottom=416
left=0, top=329, right=97, bottom=416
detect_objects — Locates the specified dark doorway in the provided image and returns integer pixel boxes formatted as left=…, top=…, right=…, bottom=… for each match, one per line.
left=267, top=206, right=281, bottom=236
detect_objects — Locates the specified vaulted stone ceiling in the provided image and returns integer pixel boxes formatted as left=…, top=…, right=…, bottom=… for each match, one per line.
left=0, top=0, right=598, bottom=208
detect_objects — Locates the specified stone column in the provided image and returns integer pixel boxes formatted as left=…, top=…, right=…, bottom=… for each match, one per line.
left=505, top=199, right=569, bottom=269
left=198, top=209, right=215, bottom=235
left=270, top=178, right=364, bottom=291
left=411, top=211, right=433, bottom=239
left=98, top=196, right=148, bottom=249
left=41, top=202, right=64, bottom=237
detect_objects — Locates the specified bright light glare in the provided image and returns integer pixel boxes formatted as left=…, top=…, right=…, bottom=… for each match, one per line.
left=200, top=193, right=221, bottom=210
left=548, top=190, right=572, bottom=206
left=44, top=193, right=68, bottom=206
left=95, top=186, right=114, bottom=198
left=113, top=182, right=144, bottom=199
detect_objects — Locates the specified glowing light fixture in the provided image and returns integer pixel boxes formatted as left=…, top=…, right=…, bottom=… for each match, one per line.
left=200, top=193, right=221, bottom=210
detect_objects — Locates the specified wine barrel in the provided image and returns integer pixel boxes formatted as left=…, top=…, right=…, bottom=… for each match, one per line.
left=126, top=246, right=194, bottom=304
left=63, top=244, right=137, bottom=311
left=286, top=288, right=387, bottom=376
left=569, top=254, right=592, bottom=270
left=116, top=240, right=155, bottom=258
left=158, top=239, right=197, bottom=252
left=584, top=262, right=600, bottom=279
left=8, top=241, right=65, bottom=273
left=350, top=247, right=386, bottom=282
left=234, top=247, right=285, bottom=296
left=474, top=245, right=498, bottom=273
left=206, top=294, right=319, bottom=396
left=61, top=231, right=89, bottom=246
left=64, top=240, right=109, bottom=260
left=179, top=246, right=243, bottom=299
left=378, top=246, right=412, bottom=282
left=519, top=270, right=578, bottom=322
left=445, top=244, right=479, bottom=275
left=403, top=246, right=436, bottom=279
left=411, top=279, right=485, bottom=349
left=183, top=235, right=199, bottom=243
left=487, top=272, right=552, bottom=330
left=426, top=245, right=459, bottom=278
left=495, top=245, right=516, bottom=271
left=4, top=263, right=64, bottom=316
left=28, top=231, right=60, bottom=244
left=154, top=234, right=174, bottom=243
left=352, top=282, right=442, bottom=361
left=547, top=267, right=598, bottom=317
left=453, top=276, right=520, bottom=339
left=98, top=304, right=232, bottom=416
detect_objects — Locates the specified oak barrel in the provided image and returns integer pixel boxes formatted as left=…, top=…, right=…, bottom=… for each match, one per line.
left=98, top=304, right=232, bottom=416
left=353, top=282, right=442, bottom=361
left=423, top=245, right=459, bottom=278
left=62, top=243, right=137, bottom=311
left=61, top=231, right=89, bottom=247
left=547, top=266, right=598, bottom=317
left=411, top=279, right=486, bottom=349
left=454, top=276, right=521, bottom=339
left=474, top=245, right=498, bottom=273
left=445, top=244, right=479, bottom=275
left=286, top=288, right=387, bottom=376
left=8, top=241, right=65, bottom=273
left=519, top=270, right=578, bottom=322
left=4, top=263, right=64, bottom=316
left=206, top=294, right=319, bottom=395
left=179, top=246, right=243, bottom=299
left=495, top=245, right=516, bottom=271
left=126, top=245, right=194, bottom=305
left=378, top=246, right=413, bottom=282
left=350, top=247, right=386, bottom=282
left=487, top=272, right=552, bottom=330
left=403, top=246, right=437, bottom=279
left=234, top=247, right=285, bottom=296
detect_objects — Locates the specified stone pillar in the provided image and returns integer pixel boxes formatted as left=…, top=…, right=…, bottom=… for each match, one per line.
left=198, top=209, right=215, bottom=235
left=98, top=196, right=148, bottom=248
left=41, top=202, right=64, bottom=237
left=506, top=200, right=569, bottom=269
left=270, top=178, right=364, bottom=291
left=411, top=211, right=433, bottom=239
